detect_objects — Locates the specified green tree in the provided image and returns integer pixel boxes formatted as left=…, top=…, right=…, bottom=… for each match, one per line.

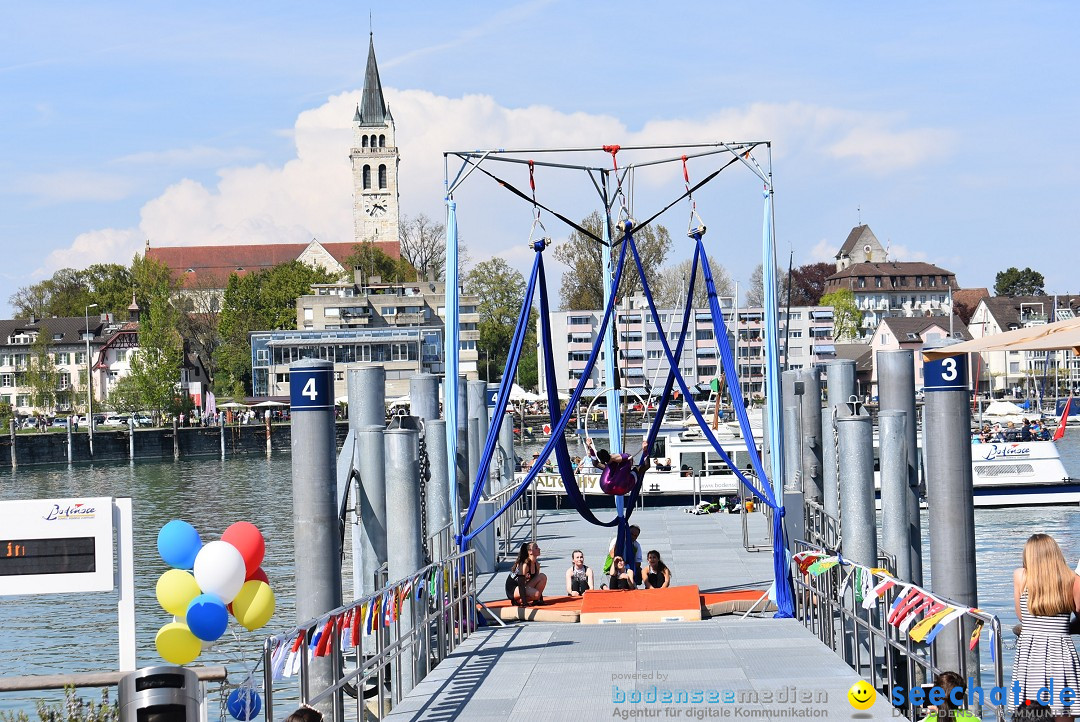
left=820, top=288, right=863, bottom=340
left=214, top=261, right=337, bottom=396
left=126, top=254, right=184, bottom=418
left=8, top=264, right=133, bottom=319
left=518, top=310, right=540, bottom=391
left=554, top=212, right=671, bottom=311
left=464, top=258, right=528, bottom=383
left=25, top=327, right=59, bottom=412
left=994, top=267, right=1045, bottom=297
left=789, top=262, right=836, bottom=306
left=106, top=375, right=142, bottom=415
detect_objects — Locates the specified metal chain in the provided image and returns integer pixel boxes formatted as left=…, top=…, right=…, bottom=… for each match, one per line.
left=417, top=420, right=430, bottom=561
left=832, top=406, right=842, bottom=550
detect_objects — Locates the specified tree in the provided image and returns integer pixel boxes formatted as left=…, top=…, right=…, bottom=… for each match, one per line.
left=126, top=254, right=184, bottom=419
left=343, top=242, right=415, bottom=283
left=175, top=275, right=223, bottom=385
left=953, top=299, right=975, bottom=325
left=555, top=212, right=671, bottom=311
left=994, top=267, right=1045, bottom=297
left=25, top=328, right=58, bottom=413
left=107, top=375, right=142, bottom=415
left=213, top=261, right=337, bottom=396
left=651, top=256, right=734, bottom=309
left=8, top=264, right=133, bottom=319
left=517, top=309, right=540, bottom=391
left=399, top=213, right=446, bottom=282
left=746, top=263, right=790, bottom=307
left=788, top=262, right=835, bottom=306
left=820, top=288, right=863, bottom=340
left=464, top=258, right=527, bottom=383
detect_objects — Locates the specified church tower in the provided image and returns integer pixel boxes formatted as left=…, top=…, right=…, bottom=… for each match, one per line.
left=350, top=34, right=399, bottom=251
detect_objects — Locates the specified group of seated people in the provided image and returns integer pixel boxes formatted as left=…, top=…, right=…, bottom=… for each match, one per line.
left=972, top=419, right=1052, bottom=443
left=504, top=524, right=674, bottom=605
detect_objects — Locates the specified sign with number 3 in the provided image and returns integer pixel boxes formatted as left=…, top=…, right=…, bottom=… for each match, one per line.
left=923, top=354, right=968, bottom=392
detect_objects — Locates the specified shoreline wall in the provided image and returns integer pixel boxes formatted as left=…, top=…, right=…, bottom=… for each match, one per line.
left=0, top=422, right=351, bottom=468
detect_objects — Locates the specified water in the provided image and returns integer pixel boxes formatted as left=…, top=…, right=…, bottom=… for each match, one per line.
left=0, top=436, right=1078, bottom=713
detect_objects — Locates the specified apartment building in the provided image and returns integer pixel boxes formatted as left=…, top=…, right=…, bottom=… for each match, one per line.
left=538, top=297, right=835, bottom=399
left=0, top=316, right=106, bottom=414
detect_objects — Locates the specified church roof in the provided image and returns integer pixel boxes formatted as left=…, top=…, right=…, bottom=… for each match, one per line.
left=356, top=34, right=391, bottom=126
left=146, top=240, right=400, bottom=288
left=836, top=225, right=881, bottom=259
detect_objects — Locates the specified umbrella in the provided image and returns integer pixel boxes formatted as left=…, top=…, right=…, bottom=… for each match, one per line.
left=219, top=401, right=249, bottom=409
left=386, top=395, right=411, bottom=408
left=252, top=400, right=288, bottom=408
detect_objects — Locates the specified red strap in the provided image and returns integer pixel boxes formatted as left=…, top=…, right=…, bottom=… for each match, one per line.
left=602, top=144, right=621, bottom=170
left=681, top=155, right=689, bottom=183
left=528, top=160, right=536, bottom=192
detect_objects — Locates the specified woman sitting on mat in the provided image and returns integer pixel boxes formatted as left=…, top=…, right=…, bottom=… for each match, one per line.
left=607, top=556, right=635, bottom=590
left=565, top=549, right=594, bottom=596
left=505, top=542, right=546, bottom=606
left=643, top=550, right=672, bottom=589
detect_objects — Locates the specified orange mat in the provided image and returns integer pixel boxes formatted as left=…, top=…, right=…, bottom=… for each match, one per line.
left=480, top=588, right=771, bottom=623
left=579, top=585, right=701, bottom=623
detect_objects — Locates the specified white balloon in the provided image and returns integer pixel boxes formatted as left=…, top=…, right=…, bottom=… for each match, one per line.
left=193, top=540, right=246, bottom=603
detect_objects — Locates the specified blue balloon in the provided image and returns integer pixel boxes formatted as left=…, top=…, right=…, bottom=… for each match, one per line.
left=226, top=688, right=262, bottom=721
left=186, top=594, right=228, bottom=642
left=158, top=520, right=202, bottom=569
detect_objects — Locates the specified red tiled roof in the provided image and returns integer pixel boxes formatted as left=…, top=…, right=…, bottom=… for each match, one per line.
left=146, top=241, right=400, bottom=288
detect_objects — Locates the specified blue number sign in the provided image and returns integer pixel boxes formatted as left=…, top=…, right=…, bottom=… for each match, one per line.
left=290, top=367, right=333, bottom=411
left=924, top=354, right=968, bottom=392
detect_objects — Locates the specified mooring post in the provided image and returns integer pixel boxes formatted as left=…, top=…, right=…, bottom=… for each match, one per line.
left=349, top=366, right=386, bottom=428
left=878, top=410, right=911, bottom=580
left=356, top=425, right=388, bottom=597
left=425, top=419, right=451, bottom=559
left=264, top=410, right=271, bottom=456
left=923, top=350, right=978, bottom=674
left=66, top=416, right=73, bottom=464
left=876, top=349, right=923, bottom=585
left=219, top=414, right=225, bottom=459
left=825, top=359, right=857, bottom=410
left=467, top=378, right=489, bottom=454
left=384, top=427, right=424, bottom=695
left=468, top=417, right=481, bottom=496
left=409, top=373, right=440, bottom=423
left=836, top=411, right=877, bottom=567
left=498, top=412, right=515, bottom=493
left=797, top=366, right=824, bottom=504
left=128, top=416, right=135, bottom=460
left=172, top=417, right=179, bottom=460
left=9, top=419, right=15, bottom=469
left=821, top=407, right=839, bottom=522
left=289, top=359, right=342, bottom=717
left=456, top=375, right=470, bottom=515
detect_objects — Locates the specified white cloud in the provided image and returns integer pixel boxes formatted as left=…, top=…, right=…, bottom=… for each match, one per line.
left=808, top=239, right=835, bottom=262
left=39, top=90, right=951, bottom=279
left=884, top=243, right=928, bottom=262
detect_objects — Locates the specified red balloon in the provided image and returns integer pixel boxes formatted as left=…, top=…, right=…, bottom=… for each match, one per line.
left=221, top=522, right=265, bottom=577
left=247, top=566, right=269, bottom=584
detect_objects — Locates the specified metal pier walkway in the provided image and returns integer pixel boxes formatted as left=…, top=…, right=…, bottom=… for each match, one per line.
left=384, top=507, right=897, bottom=721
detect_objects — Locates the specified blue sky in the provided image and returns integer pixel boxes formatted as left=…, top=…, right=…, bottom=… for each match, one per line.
left=2, top=1, right=1077, bottom=316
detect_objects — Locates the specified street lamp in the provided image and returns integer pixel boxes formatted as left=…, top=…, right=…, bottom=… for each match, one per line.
left=85, top=304, right=98, bottom=440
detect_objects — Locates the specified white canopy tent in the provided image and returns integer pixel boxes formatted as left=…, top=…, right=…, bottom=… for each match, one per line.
left=925, top=316, right=1080, bottom=358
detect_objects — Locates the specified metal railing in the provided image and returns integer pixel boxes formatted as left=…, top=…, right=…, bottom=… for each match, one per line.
left=488, top=480, right=537, bottom=561
left=791, top=539, right=1004, bottom=722
left=426, top=521, right=455, bottom=562
left=741, top=493, right=773, bottom=552
left=262, top=549, right=477, bottom=722
left=803, top=498, right=840, bottom=550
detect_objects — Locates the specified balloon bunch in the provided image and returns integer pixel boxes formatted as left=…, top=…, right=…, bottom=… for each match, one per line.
left=154, top=520, right=276, bottom=666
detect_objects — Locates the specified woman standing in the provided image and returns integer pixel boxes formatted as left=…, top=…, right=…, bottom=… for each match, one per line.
left=1012, top=533, right=1080, bottom=721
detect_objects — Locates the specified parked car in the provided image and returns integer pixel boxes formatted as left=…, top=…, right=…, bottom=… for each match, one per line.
left=133, top=414, right=153, bottom=427
left=49, top=417, right=68, bottom=428
left=93, top=414, right=107, bottom=426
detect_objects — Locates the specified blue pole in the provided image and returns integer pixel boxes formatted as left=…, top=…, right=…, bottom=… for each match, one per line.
left=761, top=192, right=784, bottom=501
left=445, top=199, right=461, bottom=539
left=601, top=208, right=624, bottom=520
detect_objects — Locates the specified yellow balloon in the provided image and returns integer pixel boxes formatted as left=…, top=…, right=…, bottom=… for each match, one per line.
left=231, top=580, right=276, bottom=631
left=155, top=622, right=201, bottom=665
left=156, top=569, right=202, bottom=617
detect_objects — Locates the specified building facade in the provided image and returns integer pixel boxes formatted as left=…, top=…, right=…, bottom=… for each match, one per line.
left=537, top=298, right=835, bottom=399
left=867, top=315, right=971, bottom=396
left=967, top=295, right=1080, bottom=397
left=824, top=225, right=959, bottom=339
left=350, top=35, right=399, bottom=249
left=0, top=316, right=106, bottom=414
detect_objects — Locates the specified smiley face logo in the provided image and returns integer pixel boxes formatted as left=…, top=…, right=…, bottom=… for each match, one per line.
left=847, top=680, right=876, bottom=710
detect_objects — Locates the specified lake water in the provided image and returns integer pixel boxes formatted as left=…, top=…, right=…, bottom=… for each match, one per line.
left=1, top=434, right=1079, bottom=714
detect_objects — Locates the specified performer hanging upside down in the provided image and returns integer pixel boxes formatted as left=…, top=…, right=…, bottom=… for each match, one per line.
left=584, top=438, right=651, bottom=482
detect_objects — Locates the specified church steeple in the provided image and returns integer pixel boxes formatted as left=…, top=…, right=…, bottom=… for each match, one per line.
left=356, top=33, right=391, bottom=126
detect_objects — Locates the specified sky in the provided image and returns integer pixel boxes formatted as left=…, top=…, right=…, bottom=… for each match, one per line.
left=2, top=1, right=1078, bottom=317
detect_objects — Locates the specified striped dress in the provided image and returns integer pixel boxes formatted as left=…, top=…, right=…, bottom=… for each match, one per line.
left=1012, top=589, right=1080, bottom=714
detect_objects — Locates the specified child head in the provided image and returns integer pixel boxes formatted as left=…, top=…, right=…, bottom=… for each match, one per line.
left=647, top=550, right=666, bottom=571
left=597, top=448, right=611, bottom=464
left=613, top=556, right=625, bottom=571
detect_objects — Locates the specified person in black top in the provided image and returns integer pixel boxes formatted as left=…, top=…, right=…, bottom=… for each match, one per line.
left=643, top=550, right=672, bottom=589
left=607, top=556, right=635, bottom=590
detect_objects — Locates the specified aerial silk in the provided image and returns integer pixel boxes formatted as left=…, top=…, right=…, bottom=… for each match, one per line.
left=444, top=199, right=461, bottom=534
